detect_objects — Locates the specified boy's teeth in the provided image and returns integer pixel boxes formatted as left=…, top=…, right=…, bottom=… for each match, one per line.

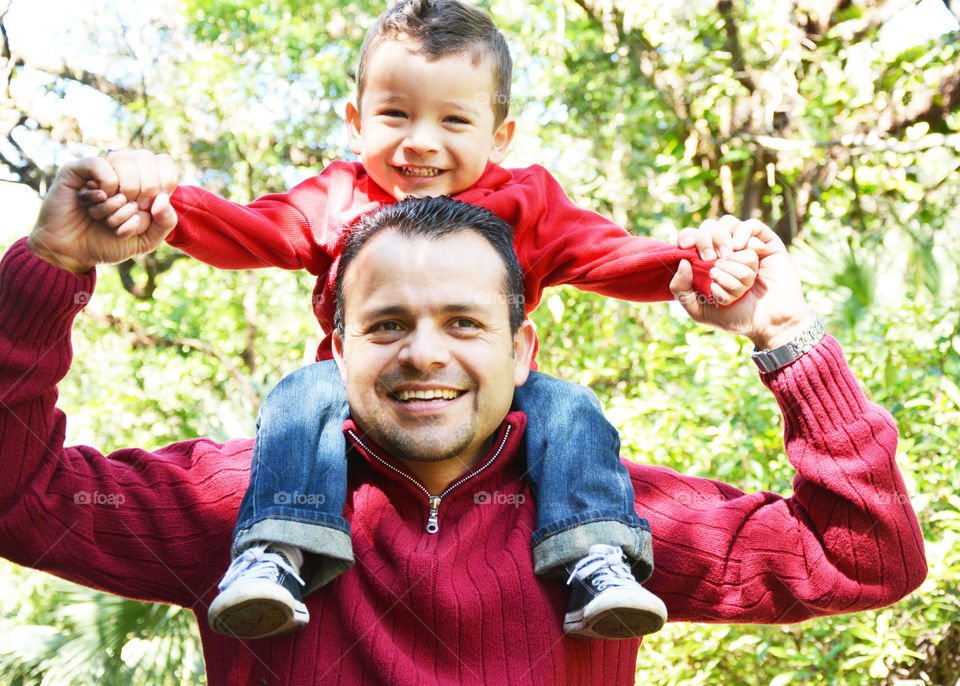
left=400, top=167, right=441, bottom=177
left=396, top=389, right=460, bottom=401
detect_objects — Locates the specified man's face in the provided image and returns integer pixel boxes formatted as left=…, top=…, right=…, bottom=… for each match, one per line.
left=345, top=39, right=515, bottom=201
left=333, top=229, right=534, bottom=472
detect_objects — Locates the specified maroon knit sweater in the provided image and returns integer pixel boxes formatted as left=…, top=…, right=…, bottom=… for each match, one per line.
left=0, top=239, right=927, bottom=685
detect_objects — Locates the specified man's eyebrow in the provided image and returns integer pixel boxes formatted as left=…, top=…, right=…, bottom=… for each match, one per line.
left=358, top=304, right=409, bottom=321
left=438, top=302, right=487, bottom=314
left=358, top=302, right=488, bottom=320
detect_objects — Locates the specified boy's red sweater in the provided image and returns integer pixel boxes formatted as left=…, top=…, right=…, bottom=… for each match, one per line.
left=168, top=161, right=718, bottom=360
left=0, top=240, right=926, bottom=685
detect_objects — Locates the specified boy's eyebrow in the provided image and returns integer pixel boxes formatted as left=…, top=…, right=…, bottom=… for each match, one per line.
left=369, top=93, right=484, bottom=115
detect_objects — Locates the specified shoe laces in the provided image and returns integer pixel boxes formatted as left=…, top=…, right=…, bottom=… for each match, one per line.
left=218, top=545, right=305, bottom=592
left=566, top=544, right=636, bottom=591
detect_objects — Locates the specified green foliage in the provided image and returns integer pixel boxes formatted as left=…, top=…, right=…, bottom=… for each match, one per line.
left=2, top=0, right=960, bottom=683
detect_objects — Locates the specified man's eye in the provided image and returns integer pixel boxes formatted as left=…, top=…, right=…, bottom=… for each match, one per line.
left=451, top=318, right=479, bottom=328
left=370, top=321, right=402, bottom=332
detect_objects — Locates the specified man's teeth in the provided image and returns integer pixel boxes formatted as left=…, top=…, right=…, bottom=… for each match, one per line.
left=396, top=389, right=460, bottom=401
left=400, top=166, right=442, bottom=177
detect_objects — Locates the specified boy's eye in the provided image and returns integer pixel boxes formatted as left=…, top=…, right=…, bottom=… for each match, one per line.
left=381, top=110, right=407, bottom=119
left=445, top=116, right=471, bottom=125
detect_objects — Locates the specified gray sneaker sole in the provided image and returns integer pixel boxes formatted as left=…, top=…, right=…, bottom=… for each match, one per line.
left=208, top=584, right=309, bottom=639
left=564, top=586, right=667, bottom=639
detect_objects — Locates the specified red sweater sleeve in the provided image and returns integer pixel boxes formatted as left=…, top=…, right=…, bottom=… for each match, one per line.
left=463, top=165, right=716, bottom=311
left=166, top=161, right=380, bottom=276
left=630, top=338, right=927, bottom=622
left=0, top=239, right=244, bottom=608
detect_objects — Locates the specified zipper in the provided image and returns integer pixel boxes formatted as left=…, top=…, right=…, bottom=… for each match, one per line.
left=347, top=425, right=513, bottom=534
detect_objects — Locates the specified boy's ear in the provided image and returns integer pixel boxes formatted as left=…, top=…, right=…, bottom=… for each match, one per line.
left=487, top=118, right=516, bottom=165
left=345, top=102, right=363, bottom=156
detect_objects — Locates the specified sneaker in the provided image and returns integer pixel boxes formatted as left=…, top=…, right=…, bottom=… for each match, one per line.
left=207, top=545, right=309, bottom=639
left=563, top=544, right=667, bottom=639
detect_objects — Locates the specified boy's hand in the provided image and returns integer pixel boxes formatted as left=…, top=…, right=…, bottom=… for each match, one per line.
left=672, top=217, right=813, bottom=349
left=78, top=150, right=179, bottom=239
left=28, top=157, right=178, bottom=274
left=679, top=215, right=761, bottom=306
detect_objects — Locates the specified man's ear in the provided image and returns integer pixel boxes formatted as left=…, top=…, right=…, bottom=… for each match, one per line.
left=332, top=332, right=348, bottom=380
left=512, top=318, right=537, bottom=386
left=345, top=102, right=363, bottom=156
left=487, top=118, right=516, bottom=165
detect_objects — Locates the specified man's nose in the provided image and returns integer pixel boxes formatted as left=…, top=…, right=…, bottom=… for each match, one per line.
left=402, top=121, right=441, bottom=156
left=398, top=323, right=450, bottom=370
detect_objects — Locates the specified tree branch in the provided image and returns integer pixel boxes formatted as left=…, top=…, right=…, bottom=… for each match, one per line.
left=116, top=252, right=187, bottom=300
left=84, top=309, right=262, bottom=411
left=717, top=0, right=756, bottom=93
left=241, top=271, right=258, bottom=374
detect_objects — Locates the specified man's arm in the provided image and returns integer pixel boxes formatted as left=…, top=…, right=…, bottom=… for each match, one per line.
left=630, top=335, right=926, bottom=622
left=640, top=217, right=927, bottom=621
left=1, top=159, right=247, bottom=608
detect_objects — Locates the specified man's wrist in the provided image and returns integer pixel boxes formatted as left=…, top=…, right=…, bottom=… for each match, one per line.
left=26, top=235, right=95, bottom=274
left=750, top=317, right=825, bottom=373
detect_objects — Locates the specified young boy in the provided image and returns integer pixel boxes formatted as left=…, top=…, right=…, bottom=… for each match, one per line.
left=85, top=0, right=758, bottom=641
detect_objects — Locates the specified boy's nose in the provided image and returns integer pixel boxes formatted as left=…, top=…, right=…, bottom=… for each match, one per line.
left=402, top=123, right=441, bottom=156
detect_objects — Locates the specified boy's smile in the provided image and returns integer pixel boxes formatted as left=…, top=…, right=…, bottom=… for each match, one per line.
left=346, top=40, right=515, bottom=201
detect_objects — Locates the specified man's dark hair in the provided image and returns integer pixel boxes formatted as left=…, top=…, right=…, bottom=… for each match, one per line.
left=355, top=0, right=512, bottom=128
left=334, top=196, right=525, bottom=337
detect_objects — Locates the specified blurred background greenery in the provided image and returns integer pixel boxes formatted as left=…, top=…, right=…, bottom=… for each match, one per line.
left=1, top=0, right=958, bottom=683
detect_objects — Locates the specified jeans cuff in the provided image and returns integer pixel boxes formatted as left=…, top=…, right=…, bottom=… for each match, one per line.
left=532, top=518, right=653, bottom=581
left=233, top=517, right=355, bottom=596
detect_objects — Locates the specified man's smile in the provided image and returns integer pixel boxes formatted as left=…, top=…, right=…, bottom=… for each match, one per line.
left=393, top=388, right=464, bottom=401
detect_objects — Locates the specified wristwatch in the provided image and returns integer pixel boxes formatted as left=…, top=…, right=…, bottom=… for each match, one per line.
left=750, top=318, right=825, bottom=373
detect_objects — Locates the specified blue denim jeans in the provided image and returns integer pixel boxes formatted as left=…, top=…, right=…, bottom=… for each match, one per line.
left=234, top=360, right=652, bottom=594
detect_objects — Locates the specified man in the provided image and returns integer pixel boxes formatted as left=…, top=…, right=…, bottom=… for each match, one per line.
left=0, top=156, right=926, bottom=685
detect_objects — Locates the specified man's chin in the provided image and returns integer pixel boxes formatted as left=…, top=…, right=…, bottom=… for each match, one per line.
left=375, top=423, right=477, bottom=465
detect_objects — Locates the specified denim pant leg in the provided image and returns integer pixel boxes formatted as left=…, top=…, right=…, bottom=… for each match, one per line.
left=233, top=359, right=354, bottom=595
left=518, top=371, right=653, bottom=581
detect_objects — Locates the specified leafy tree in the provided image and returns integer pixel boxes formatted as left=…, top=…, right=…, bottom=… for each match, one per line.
left=1, top=0, right=958, bottom=683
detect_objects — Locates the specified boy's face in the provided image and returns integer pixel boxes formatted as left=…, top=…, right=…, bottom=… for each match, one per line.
left=346, top=40, right=515, bottom=201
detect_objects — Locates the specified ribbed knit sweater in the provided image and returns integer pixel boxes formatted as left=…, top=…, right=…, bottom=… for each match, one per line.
left=168, top=161, right=719, bottom=360
left=0, top=239, right=927, bottom=685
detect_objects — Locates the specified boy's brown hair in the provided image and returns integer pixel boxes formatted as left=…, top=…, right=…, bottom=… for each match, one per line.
left=355, top=0, right=513, bottom=128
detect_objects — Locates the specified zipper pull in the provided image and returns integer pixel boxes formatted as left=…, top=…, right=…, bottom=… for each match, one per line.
left=426, top=496, right=441, bottom=534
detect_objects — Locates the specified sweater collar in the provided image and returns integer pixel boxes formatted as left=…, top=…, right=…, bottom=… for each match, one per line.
left=343, top=410, right=527, bottom=501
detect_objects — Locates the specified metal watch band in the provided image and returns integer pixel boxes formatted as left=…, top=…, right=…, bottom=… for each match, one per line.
left=750, top=318, right=825, bottom=373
